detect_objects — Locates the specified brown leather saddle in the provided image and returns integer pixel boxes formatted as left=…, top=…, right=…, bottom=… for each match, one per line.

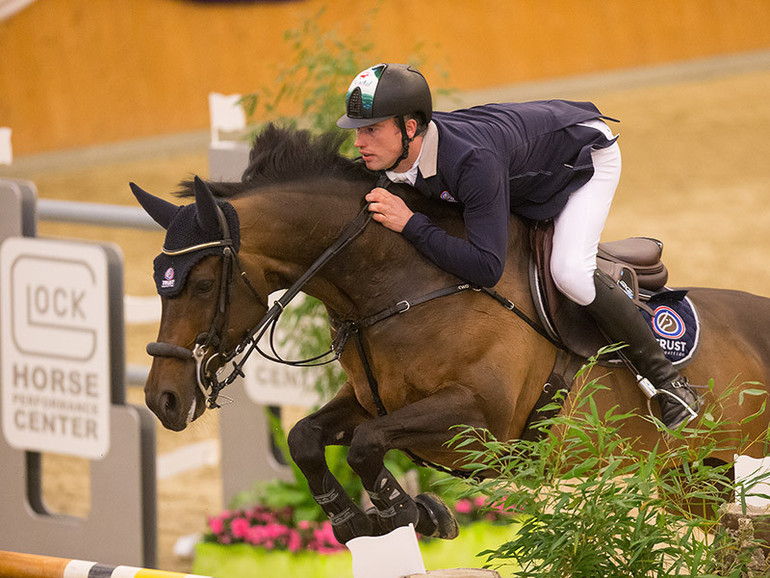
left=529, top=220, right=670, bottom=362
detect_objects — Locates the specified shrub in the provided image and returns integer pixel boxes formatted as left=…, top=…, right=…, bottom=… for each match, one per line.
left=447, top=348, right=770, bottom=577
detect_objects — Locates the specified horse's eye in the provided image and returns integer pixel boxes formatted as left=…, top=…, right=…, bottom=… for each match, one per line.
left=194, top=279, right=216, bottom=294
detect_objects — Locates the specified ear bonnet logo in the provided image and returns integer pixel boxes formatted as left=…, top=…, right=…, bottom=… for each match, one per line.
left=162, top=267, right=175, bottom=289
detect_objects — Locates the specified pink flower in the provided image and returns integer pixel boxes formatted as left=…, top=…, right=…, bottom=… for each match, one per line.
left=230, top=517, right=251, bottom=539
left=288, top=530, right=302, bottom=552
left=246, top=525, right=266, bottom=545
left=454, top=499, right=472, bottom=514
left=318, top=522, right=337, bottom=542
left=208, top=515, right=224, bottom=535
left=473, top=495, right=487, bottom=508
left=265, top=523, right=287, bottom=539
left=204, top=504, right=356, bottom=554
left=489, top=500, right=506, bottom=511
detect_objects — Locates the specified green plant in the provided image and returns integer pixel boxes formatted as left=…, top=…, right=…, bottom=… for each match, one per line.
left=447, top=348, right=770, bottom=577
left=239, top=6, right=376, bottom=156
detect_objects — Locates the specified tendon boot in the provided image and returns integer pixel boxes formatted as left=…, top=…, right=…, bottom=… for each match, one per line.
left=365, top=467, right=420, bottom=534
left=313, top=471, right=374, bottom=543
left=584, top=269, right=701, bottom=429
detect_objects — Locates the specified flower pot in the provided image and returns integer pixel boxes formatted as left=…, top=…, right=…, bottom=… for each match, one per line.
left=193, top=522, right=519, bottom=578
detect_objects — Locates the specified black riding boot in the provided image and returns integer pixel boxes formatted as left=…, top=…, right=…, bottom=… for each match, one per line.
left=584, top=269, right=700, bottom=429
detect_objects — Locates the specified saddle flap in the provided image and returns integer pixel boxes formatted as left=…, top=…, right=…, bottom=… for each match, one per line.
left=529, top=222, right=674, bottom=362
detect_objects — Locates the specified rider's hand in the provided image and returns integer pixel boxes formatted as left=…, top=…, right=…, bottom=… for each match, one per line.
left=366, top=188, right=414, bottom=233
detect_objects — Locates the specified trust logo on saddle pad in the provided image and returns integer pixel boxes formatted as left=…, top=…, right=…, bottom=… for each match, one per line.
left=651, top=305, right=686, bottom=339
left=640, top=293, right=700, bottom=367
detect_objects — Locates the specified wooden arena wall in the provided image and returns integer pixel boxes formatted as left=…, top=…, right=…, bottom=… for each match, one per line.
left=1, top=0, right=769, bottom=155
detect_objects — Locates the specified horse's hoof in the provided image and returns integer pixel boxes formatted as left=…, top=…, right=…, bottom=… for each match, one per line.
left=415, top=492, right=459, bottom=540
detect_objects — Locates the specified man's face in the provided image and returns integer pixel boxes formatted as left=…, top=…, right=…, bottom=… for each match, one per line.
left=354, top=118, right=403, bottom=171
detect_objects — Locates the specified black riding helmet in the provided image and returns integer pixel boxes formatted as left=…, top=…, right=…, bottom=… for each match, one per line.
left=337, top=63, right=432, bottom=129
left=337, top=63, right=432, bottom=171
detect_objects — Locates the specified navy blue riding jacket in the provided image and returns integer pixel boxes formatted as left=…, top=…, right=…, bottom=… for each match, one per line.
left=400, top=100, right=617, bottom=287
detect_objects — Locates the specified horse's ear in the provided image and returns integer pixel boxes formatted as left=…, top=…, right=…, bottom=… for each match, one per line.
left=130, top=182, right=179, bottom=230
left=193, top=176, right=222, bottom=235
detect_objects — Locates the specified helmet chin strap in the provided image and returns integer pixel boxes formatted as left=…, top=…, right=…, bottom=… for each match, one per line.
left=384, top=116, right=413, bottom=172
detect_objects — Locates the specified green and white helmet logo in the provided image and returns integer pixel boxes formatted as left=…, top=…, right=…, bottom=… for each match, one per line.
left=347, top=64, right=386, bottom=115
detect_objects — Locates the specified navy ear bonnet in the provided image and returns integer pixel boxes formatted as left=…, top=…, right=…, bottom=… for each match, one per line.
left=153, top=201, right=240, bottom=297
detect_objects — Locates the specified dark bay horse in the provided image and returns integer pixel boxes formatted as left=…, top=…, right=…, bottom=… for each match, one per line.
left=132, top=125, right=770, bottom=543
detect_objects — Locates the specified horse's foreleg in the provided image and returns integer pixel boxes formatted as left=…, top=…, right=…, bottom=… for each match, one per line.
left=287, top=382, right=379, bottom=543
left=347, top=383, right=486, bottom=538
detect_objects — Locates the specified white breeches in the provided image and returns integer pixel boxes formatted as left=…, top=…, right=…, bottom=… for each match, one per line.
left=550, top=119, right=622, bottom=306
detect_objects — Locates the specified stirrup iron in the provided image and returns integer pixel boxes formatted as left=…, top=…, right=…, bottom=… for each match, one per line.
left=636, top=374, right=699, bottom=427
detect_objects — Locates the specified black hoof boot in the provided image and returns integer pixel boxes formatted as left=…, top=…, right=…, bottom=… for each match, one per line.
left=656, top=377, right=701, bottom=430
left=313, top=473, right=374, bottom=543
left=328, top=507, right=375, bottom=544
left=415, top=493, right=459, bottom=540
left=366, top=468, right=420, bottom=533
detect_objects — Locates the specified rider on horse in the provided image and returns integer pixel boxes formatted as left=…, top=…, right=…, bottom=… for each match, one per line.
left=337, top=62, right=700, bottom=430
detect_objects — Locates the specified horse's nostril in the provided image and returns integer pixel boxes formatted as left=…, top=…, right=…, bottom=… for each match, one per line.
left=160, top=391, right=178, bottom=416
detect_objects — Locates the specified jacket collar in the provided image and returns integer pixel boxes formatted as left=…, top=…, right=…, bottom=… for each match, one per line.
left=417, top=121, right=439, bottom=178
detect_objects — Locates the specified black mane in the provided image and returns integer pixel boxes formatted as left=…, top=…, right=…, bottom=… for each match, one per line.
left=177, top=124, right=374, bottom=198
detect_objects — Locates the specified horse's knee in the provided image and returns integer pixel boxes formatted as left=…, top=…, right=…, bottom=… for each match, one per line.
left=347, top=423, right=387, bottom=478
left=287, top=417, right=325, bottom=471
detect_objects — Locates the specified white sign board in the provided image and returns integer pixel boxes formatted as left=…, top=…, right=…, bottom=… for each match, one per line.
left=242, top=354, right=322, bottom=408
left=240, top=293, right=325, bottom=408
left=1, top=238, right=111, bottom=459
left=735, top=454, right=770, bottom=509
